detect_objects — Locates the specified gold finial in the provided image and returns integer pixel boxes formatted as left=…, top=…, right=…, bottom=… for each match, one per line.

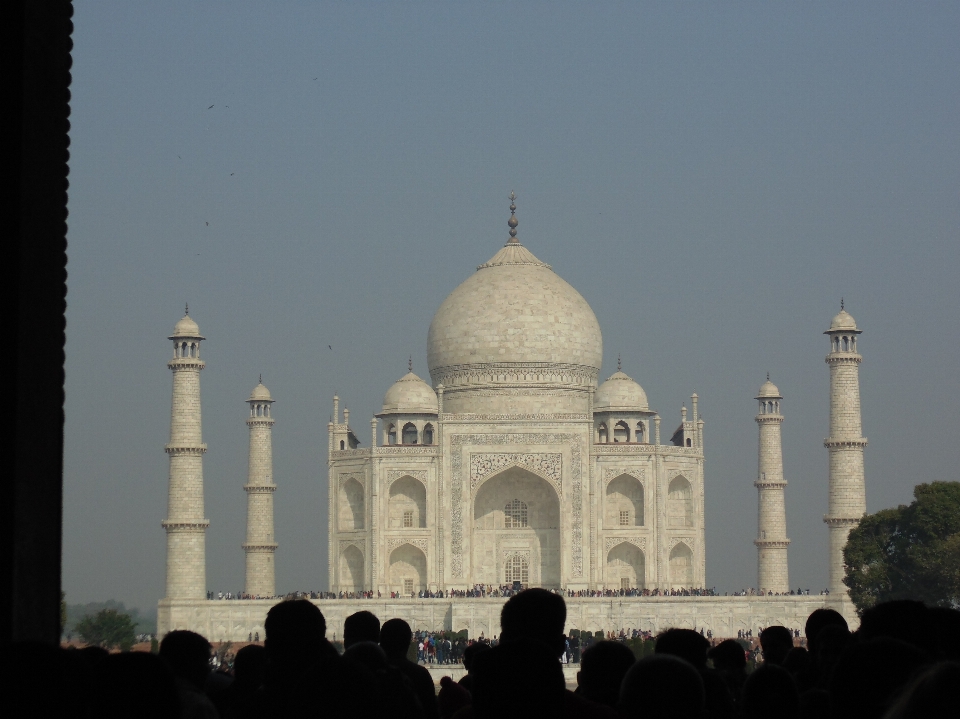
left=507, top=191, right=519, bottom=243
left=766, top=371, right=770, bottom=381
left=840, top=297, right=844, bottom=311
left=617, top=354, right=622, bottom=371
left=408, top=356, right=413, bottom=372
left=259, top=373, right=262, bottom=384
left=185, top=303, right=189, bottom=315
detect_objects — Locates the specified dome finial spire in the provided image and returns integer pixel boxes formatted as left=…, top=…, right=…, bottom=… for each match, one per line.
left=408, top=355, right=413, bottom=372
left=507, top=191, right=519, bottom=244
left=185, top=303, right=189, bottom=315
left=840, top=297, right=844, bottom=311
left=259, top=373, right=262, bottom=384
left=767, top=371, right=770, bottom=381
left=618, top=353, right=622, bottom=371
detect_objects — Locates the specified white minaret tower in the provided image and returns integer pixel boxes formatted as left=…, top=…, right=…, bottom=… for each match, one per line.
left=755, top=375, right=790, bottom=593
left=243, top=378, right=278, bottom=597
left=824, top=302, right=867, bottom=596
left=162, top=308, right=209, bottom=599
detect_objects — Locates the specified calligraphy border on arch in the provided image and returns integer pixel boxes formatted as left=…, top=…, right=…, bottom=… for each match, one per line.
left=450, top=433, right=582, bottom=578
left=385, top=469, right=428, bottom=489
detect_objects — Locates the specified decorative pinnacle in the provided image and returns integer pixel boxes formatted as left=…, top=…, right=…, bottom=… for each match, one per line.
left=840, top=297, right=844, bottom=311
left=259, top=373, right=262, bottom=384
left=767, top=371, right=770, bottom=381
left=408, top=356, right=413, bottom=372
left=507, top=191, right=519, bottom=243
left=185, top=303, right=189, bottom=315
left=618, top=354, right=622, bottom=371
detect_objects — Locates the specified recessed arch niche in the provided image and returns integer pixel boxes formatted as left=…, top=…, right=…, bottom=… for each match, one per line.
left=389, top=475, right=427, bottom=528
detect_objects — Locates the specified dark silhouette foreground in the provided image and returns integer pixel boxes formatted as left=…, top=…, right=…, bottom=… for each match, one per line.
left=7, top=596, right=959, bottom=718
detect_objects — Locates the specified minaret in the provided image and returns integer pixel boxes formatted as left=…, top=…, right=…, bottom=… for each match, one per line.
left=754, top=375, right=790, bottom=593
left=824, top=302, right=867, bottom=595
left=243, top=378, right=278, bottom=597
left=162, top=308, right=210, bottom=599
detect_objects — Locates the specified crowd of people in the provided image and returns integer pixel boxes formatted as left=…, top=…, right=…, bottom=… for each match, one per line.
left=15, top=592, right=958, bottom=717
left=207, top=585, right=830, bottom=601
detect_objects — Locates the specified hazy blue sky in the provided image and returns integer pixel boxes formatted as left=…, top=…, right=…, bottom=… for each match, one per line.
left=64, top=2, right=960, bottom=613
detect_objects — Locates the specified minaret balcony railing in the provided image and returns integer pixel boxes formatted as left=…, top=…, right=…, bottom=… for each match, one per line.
left=164, top=444, right=208, bottom=454
left=753, top=539, right=790, bottom=548
left=242, top=542, right=278, bottom=550
left=823, top=438, right=868, bottom=448
left=243, top=484, right=277, bottom=493
left=162, top=519, right=210, bottom=530
left=825, top=353, right=862, bottom=365
left=167, top=358, right=205, bottom=369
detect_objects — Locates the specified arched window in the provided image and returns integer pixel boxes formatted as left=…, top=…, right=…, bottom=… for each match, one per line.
left=504, top=554, right=529, bottom=584
left=686, top=437, right=692, bottom=447
left=635, top=422, right=645, bottom=443
left=387, top=424, right=397, bottom=445
left=669, top=542, right=693, bottom=587
left=422, top=424, right=434, bottom=445
left=598, top=424, right=608, bottom=444
left=842, top=336, right=849, bottom=351
left=606, top=475, right=644, bottom=527
left=402, top=422, right=418, bottom=445
left=504, top=499, right=528, bottom=528
left=668, top=476, right=694, bottom=528
left=339, top=440, right=345, bottom=450
left=614, top=421, right=629, bottom=443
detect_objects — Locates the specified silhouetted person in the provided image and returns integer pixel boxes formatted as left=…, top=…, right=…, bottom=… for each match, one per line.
left=829, top=638, right=929, bottom=719
left=239, top=598, right=373, bottom=717
left=798, top=609, right=849, bottom=691
left=470, top=588, right=617, bottom=718
left=708, top=638, right=748, bottom=706
left=343, top=610, right=381, bottom=649
left=657, top=628, right=735, bottom=718
left=620, top=654, right=705, bottom=719
left=214, top=644, right=266, bottom=719
left=380, top=618, right=439, bottom=719
left=760, top=625, right=795, bottom=666
left=883, top=661, right=960, bottom=719
left=342, top=641, right=423, bottom=719
left=159, top=630, right=218, bottom=719
left=457, top=640, right=491, bottom=693
left=927, top=606, right=960, bottom=662
left=742, top=663, right=800, bottom=719
left=575, top=640, right=636, bottom=709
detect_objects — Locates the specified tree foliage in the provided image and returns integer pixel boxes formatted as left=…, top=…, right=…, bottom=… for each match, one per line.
left=844, top=481, right=960, bottom=612
left=74, top=608, right=137, bottom=651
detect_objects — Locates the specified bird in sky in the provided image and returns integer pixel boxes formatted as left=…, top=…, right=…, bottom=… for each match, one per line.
left=230, top=173, right=234, bottom=176
left=205, top=222, right=209, bottom=226
left=328, top=345, right=333, bottom=350
left=207, top=105, right=214, bottom=109
left=313, top=77, right=318, bottom=80
left=177, top=155, right=181, bottom=159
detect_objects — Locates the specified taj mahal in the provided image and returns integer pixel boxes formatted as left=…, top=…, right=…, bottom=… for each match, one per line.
left=158, top=197, right=865, bottom=640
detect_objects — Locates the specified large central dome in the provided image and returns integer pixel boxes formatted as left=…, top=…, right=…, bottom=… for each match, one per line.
left=427, top=202, right=602, bottom=413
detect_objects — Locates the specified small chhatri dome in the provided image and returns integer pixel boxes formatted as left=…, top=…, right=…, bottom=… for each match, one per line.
left=382, top=371, right=439, bottom=414
left=249, top=380, right=272, bottom=402
left=170, top=311, right=203, bottom=339
left=828, top=300, right=859, bottom=332
left=757, top=374, right=782, bottom=399
left=594, top=369, right=649, bottom=412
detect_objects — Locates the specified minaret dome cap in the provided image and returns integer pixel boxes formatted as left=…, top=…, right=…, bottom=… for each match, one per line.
left=381, top=371, right=439, bottom=415
left=248, top=382, right=273, bottom=402
left=169, top=314, right=204, bottom=339
left=826, top=309, right=860, bottom=333
left=594, top=369, right=649, bottom=412
left=756, top=378, right=782, bottom=399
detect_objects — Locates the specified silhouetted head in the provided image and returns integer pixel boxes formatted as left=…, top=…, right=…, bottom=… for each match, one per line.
left=462, top=640, right=491, bottom=671
left=829, top=638, right=929, bottom=719
left=804, top=608, right=847, bottom=657
left=232, top=643, right=267, bottom=686
left=471, top=639, right=565, bottom=714
left=620, top=654, right=705, bottom=719
left=158, top=630, right=212, bottom=689
left=343, top=640, right=389, bottom=672
left=264, top=599, right=327, bottom=660
left=343, top=610, right=381, bottom=649
left=760, top=625, right=795, bottom=666
left=858, top=600, right=932, bottom=654
left=708, top=639, right=747, bottom=675
left=655, top=628, right=710, bottom=669
left=577, top=640, right=636, bottom=709
left=499, top=588, right=567, bottom=656
left=884, top=661, right=960, bottom=719
left=782, top=646, right=809, bottom=675
left=742, top=663, right=800, bottom=719
left=379, top=618, right=413, bottom=658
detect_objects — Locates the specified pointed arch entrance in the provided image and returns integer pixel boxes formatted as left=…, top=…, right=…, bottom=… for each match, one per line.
left=472, top=467, right=561, bottom=587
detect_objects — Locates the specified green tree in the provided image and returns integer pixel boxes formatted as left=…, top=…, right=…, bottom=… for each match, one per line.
left=74, top=608, right=137, bottom=651
left=844, top=481, right=960, bottom=613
